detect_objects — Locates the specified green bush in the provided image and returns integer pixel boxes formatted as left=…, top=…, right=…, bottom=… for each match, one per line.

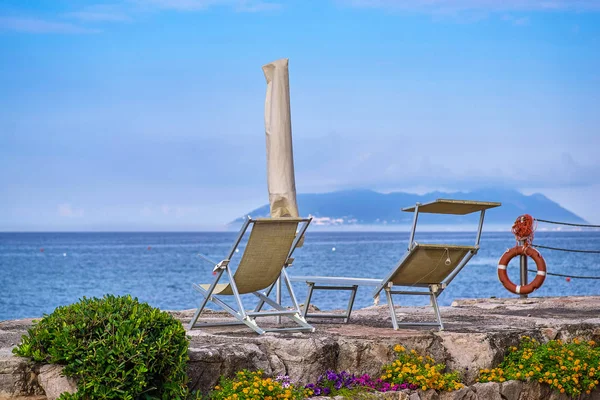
left=13, top=295, right=191, bottom=400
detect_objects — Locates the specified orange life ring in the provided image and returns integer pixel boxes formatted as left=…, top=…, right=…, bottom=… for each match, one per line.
left=498, top=246, right=546, bottom=295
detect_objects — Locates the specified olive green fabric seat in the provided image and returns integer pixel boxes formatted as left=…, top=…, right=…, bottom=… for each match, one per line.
left=189, top=217, right=314, bottom=335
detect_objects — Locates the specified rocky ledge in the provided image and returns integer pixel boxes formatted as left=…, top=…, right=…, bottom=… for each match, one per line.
left=1, top=296, right=600, bottom=399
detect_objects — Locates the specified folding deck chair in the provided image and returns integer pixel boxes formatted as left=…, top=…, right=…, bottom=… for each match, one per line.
left=290, top=199, right=501, bottom=330
left=189, top=216, right=315, bottom=335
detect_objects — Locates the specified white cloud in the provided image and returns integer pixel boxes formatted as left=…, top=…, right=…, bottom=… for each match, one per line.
left=140, top=206, right=153, bottom=216
left=64, top=5, right=132, bottom=22
left=339, top=0, right=600, bottom=13
left=135, top=0, right=281, bottom=12
left=57, top=204, right=85, bottom=218
left=502, top=14, right=530, bottom=25
left=0, top=17, right=99, bottom=34
left=1, top=0, right=278, bottom=35
left=235, top=0, right=281, bottom=12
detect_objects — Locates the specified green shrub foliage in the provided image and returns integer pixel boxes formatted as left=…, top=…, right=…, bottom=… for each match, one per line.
left=13, top=295, right=190, bottom=400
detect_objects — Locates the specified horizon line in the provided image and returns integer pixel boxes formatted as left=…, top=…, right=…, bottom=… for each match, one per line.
left=1, top=228, right=595, bottom=234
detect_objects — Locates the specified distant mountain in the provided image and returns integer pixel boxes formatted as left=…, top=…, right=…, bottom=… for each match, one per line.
left=233, top=189, right=586, bottom=227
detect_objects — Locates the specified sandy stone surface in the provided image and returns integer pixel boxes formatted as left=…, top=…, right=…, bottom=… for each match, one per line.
left=2, top=296, right=600, bottom=399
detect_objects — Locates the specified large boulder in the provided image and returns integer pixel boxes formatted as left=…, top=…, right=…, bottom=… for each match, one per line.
left=0, top=354, right=43, bottom=399
left=35, top=366, right=76, bottom=400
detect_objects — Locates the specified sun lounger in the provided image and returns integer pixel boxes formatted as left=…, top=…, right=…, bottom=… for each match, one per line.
left=189, top=216, right=315, bottom=335
left=290, top=199, right=501, bottom=330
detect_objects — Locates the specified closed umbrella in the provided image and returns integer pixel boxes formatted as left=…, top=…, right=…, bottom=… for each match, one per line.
left=263, top=59, right=303, bottom=314
left=262, top=58, right=300, bottom=220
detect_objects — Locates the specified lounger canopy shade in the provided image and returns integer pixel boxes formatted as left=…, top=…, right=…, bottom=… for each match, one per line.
left=263, top=58, right=300, bottom=219
left=189, top=217, right=314, bottom=335
left=290, top=198, right=501, bottom=331
left=402, top=199, right=501, bottom=215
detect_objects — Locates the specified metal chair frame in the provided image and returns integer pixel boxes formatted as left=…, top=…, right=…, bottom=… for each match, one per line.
left=291, top=200, right=500, bottom=330
left=188, top=217, right=315, bottom=335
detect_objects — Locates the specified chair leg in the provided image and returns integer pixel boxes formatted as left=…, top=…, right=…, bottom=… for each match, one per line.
left=276, top=277, right=282, bottom=324
left=302, top=283, right=315, bottom=319
left=344, top=285, right=358, bottom=323
left=253, top=281, right=275, bottom=313
left=225, top=265, right=247, bottom=319
left=385, top=288, right=399, bottom=330
left=188, top=270, right=224, bottom=330
left=430, top=291, right=444, bottom=331
left=282, top=277, right=314, bottom=331
left=282, top=269, right=302, bottom=314
left=191, top=284, right=266, bottom=334
left=252, top=291, right=314, bottom=332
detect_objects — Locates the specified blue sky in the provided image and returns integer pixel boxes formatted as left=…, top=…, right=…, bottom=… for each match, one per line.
left=1, top=0, right=599, bottom=230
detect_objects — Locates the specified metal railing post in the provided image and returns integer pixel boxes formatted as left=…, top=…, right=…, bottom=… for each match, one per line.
left=408, top=203, right=420, bottom=250
left=519, top=240, right=528, bottom=299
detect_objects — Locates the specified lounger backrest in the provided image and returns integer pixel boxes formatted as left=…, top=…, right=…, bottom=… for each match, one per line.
left=230, top=218, right=300, bottom=294
left=389, top=244, right=476, bottom=286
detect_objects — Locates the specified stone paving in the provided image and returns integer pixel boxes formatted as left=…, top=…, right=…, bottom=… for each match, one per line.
left=1, top=296, right=600, bottom=399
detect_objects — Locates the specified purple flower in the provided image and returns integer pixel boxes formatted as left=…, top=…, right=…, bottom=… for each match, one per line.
left=275, top=374, right=292, bottom=388
left=305, top=369, right=416, bottom=397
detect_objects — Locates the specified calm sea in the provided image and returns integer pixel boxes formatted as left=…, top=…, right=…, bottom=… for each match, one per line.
left=1, top=231, right=599, bottom=321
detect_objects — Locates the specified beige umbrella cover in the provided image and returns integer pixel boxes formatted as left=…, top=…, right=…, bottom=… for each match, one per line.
left=262, top=58, right=300, bottom=220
